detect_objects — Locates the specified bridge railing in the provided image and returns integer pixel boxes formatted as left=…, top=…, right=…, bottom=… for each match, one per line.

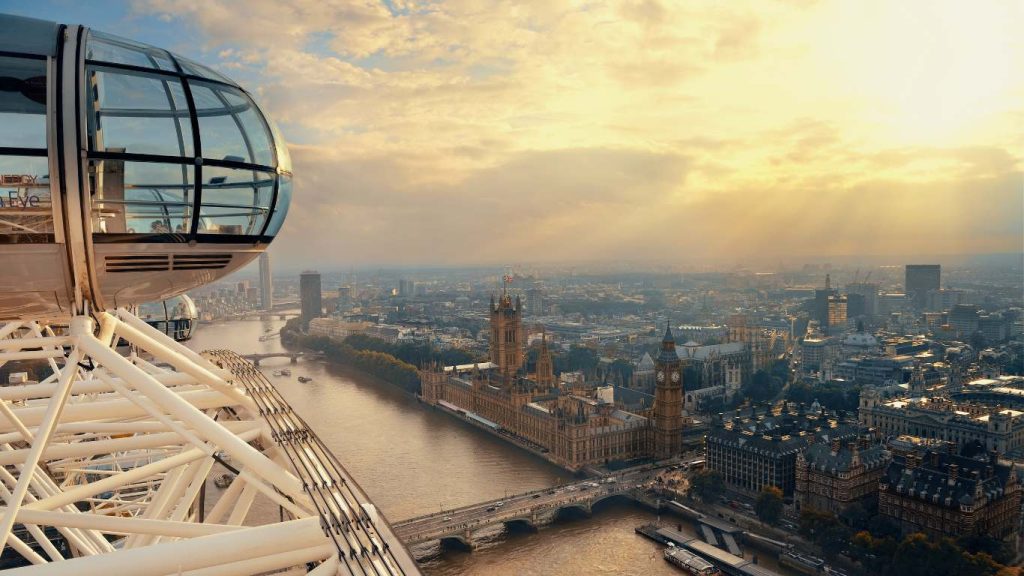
left=395, top=486, right=638, bottom=540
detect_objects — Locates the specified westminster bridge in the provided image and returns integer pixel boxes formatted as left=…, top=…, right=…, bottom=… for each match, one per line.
left=392, top=465, right=669, bottom=551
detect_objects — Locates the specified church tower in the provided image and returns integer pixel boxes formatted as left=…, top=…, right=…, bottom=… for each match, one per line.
left=654, top=322, right=683, bottom=459
left=535, top=329, right=555, bottom=389
left=490, top=290, right=524, bottom=381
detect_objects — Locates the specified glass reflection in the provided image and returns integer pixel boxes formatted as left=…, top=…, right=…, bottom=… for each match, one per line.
left=0, top=156, right=52, bottom=236
left=191, top=82, right=274, bottom=166
left=139, top=294, right=197, bottom=341
left=87, top=67, right=193, bottom=157
left=0, top=56, right=47, bottom=149
left=264, top=174, right=291, bottom=236
left=86, top=30, right=176, bottom=72
left=198, top=166, right=273, bottom=235
left=90, top=161, right=193, bottom=235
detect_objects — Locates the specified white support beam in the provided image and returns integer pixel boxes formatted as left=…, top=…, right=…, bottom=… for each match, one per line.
left=25, top=446, right=209, bottom=512
left=179, top=544, right=335, bottom=576
left=13, top=509, right=240, bottom=538
left=79, top=332, right=306, bottom=502
left=4, top=516, right=329, bottom=576
left=0, top=316, right=84, bottom=552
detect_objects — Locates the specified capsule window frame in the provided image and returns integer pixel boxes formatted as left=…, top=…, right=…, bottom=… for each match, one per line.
left=0, top=51, right=56, bottom=244
left=80, top=30, right=290, bottom=245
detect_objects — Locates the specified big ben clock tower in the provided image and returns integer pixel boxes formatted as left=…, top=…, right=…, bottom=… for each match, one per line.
left=654, top=322, right=683, bottom=459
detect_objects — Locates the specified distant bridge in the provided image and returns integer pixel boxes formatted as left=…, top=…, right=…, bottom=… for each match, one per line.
left=243, top=351, right=320, bottom=366
left=392, top=467, right=664, bottom=551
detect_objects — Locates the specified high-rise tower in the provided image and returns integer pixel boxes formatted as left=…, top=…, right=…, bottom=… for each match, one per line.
left=300, top=270, right=322, bottom=328
left=905, top=264, right=940, bottom=310
left=489, top=291, right=524, bottom=379
left=654, top=322, right=683, bottom=459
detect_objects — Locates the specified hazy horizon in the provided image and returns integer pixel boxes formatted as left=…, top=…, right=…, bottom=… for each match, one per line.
left=10, top=1, right=1023, bottom=269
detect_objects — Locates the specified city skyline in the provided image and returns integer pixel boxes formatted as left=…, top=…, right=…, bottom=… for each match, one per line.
left=6, top=1, right=1022, bottom=268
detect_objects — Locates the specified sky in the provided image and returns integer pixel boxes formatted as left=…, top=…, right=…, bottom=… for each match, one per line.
left=7, top=0, right=1024, bottom=269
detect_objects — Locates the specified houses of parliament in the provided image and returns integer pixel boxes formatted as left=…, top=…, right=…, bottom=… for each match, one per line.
left=420, top=290, right=683, bottom=470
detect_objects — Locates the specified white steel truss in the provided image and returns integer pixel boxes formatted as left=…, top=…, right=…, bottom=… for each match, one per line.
left=0, top=309, right=419, bottom=575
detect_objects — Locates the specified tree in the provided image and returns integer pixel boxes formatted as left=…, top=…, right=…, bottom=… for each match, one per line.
left=744, top=370, right=783, bottom=402
left=839, top=502, right=870, bottom=531
left=608, top=359, right=634, bottom=385
left=688, top=469, right=725, bottom=503
left=755, top=485, right=784, bottom=524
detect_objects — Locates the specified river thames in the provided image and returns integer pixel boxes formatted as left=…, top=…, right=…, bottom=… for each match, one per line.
left=187, top=316, right=789, bottom=575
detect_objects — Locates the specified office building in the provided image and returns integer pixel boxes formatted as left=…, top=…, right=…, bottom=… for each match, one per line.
left=949, top=304, right=981, bottom=338
left=827, top=294, right=847, bottom=332
left=879, top=448, right=1019, bottom=549
left=526, top=287, right=544, bottom=316
left=859, top=387, right=1024, bottom=458
left=259, top=252, right=273, bottom=311
left=846, top=282, right=879, bottom=317
left=795, top=437, right=890, bottom=514
left=300, top=270, right=323, bottom=328
left=706, top=405, right=861, bottom=497
left=926, top=288, right=963, bottom=312
left=905, top=264, right=940, bottom=310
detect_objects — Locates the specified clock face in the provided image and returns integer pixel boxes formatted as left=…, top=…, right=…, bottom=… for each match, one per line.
left=671, top=372, right=679, bottom=383
left=657, top=371, right=665, bottom=382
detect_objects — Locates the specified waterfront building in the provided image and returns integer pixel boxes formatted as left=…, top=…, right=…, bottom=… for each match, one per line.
left=795, top=437, right=890, bottom=514
left=259, top=252, right=273, bottom=311
left=300, top=270, right=323, bottom=328
left=534, top=331, right=556, bottom=388
left=859, top=386, right=1024, bottom=459
left=489, top=292, right=525, bottom=380
left=308, top=317, right=371, bottom=341
left=878, top=447, right=1020, bottom=549
left=419, top=293, right=671, bottom=470
left=654, top=324, right=684, bottom=459
left=905, top=264, right=941, bottom=311
left=705, top=404, right=861, bottom=497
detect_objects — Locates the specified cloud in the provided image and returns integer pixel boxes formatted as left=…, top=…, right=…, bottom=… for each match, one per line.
left=128, top=0, right=1024, bottom=268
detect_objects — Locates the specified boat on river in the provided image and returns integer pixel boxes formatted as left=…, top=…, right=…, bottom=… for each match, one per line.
left=665, top=543, right=721, bottom=576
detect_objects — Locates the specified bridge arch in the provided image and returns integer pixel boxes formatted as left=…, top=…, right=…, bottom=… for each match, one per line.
left=591, top=492, right=633, bottom=509
left=553, top=503, right=591, bottom=522
left=503, top=517, right=538, bottom=533
left=439, top=534, right=473, bottom=552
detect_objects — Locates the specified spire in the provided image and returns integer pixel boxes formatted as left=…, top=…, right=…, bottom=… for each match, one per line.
left=658, top=320, right=679, bottom=363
